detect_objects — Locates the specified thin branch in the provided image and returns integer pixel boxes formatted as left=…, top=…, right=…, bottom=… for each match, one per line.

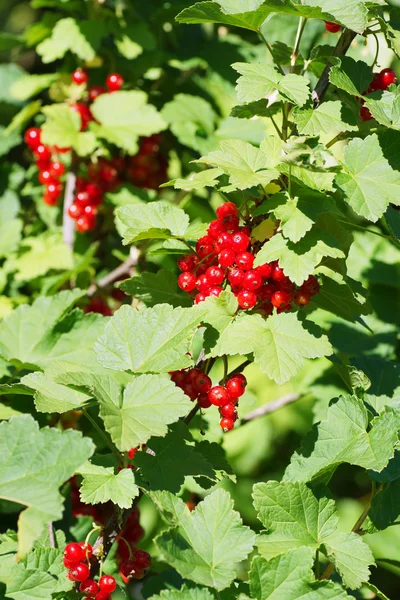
left=82, top=408, right=123, bottom=466
left=48, top=523, right=55, bottom=549
left=291, top=17, right=307, bottom=73
left=241, top=393, right=301, bottom=422
left=88, top=248, right=139, bottom=297
left=313, top=29, right=357, bottom=105
left=62, top=172, right=76, bottom=251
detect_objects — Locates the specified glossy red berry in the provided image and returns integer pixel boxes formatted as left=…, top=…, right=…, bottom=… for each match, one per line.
left=236, top=252, right=254, bottom=271
left=80, top=579, right=99, bottom=595
left=379, top=68, right=396, bottom=89
left=177, top=272, right=197, bottom=292
left=84, top=205, right=98, bottom=218
left=133, top=549, right=151, bottom=569
left=70, top=103, right=92, bottom=130
left=68, top=203, right=83, bottom=219
left=49, top=161, right=65, bottom=178
left=207, top=219, right=225, bottom=239
left=95, top=593, right=111, bottom=600
left=64, top=542, right=86, bottom=563
left=76, top=215, right=96, bottom=233
left=226, top=374, right=247, bottom=399
left=208, top=385, right=230, bottom=407
left=258, top=283, right=276, bottom=302
left=75, top=191, right=91, bottom=206
left=220, top=403, right=238, bottom=419
left=89, top=85, right=105, bottom=101
left=216, top=202, right=237, bottom=220
left=209, top=286, right=223, bottom=297
left=106, top=73, right=124, bottom=91
left=271, top=290, right=292, bottom=308
left=198, top=393, right=212, bottom=408
left=177, top=254, right=197, bottom=272
left=271, top=263, right=286, bottom=282
left=325, top=21, right=341, bottom=33
left=78, top=542, right=93, bottom=559
left=24, top=127, right=41, bottom=149
left=72, top=69, right=88, bottom=85
left=193, top=373, right=212, bottom=394
left=194, top=293, right=207, bottom=304
left=237, top=289, right=257, bottom=309
left=39, top=170, right=57, bottom=186
left=231, top=232, right=250, bottom=253
left=68, top=562, right=90, bottom=582
left=302, top=275, right=320, bottom=295
left=294, top=291, right=311, bottom=306
left=35, top=144, right=51, bottom=161
left=360, top=106, right=373, bottom=121
left=216, top=232, right=233, bottom=250
left=256, top=263, right=272, bottom=279
left=228, top=267, right=244, bottom=287
left=220, top=417, right=235, bottom=432
left=221, top=214, right=239, bottom=231
left=99, top=575, right=117, bottom=593
left=205, top=266, right=224, bottom=285
left=182, top=383, right=198, bottom=400
left=218, top=249, right=236, bottom=267
left=196, top=236, right=214, bottom=259
left=187, top=368, right=202, bottom=383
left=63, top=557, right=77, bottom=569
left=196, top=274, right=211, bottom=293
left=242, top=270, right=262, bottom=291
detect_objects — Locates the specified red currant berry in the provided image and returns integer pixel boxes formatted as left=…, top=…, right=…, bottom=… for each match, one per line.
left=242, top=270, right=262, bottom=291
left=206, top=266, right=224, bottom=285
left=187, top=368, right=201, bottom=383
left=134, top=569, right=145, bottom=579
left=99, top=575, right=117, bottom=593
left=80, top=579, right=99, bottom=595
left=227, top=267, right=244, bottom=287
left=325, top=21, right=341, bottom=33
left=271, top=263, right=286, bottom=282
left=63, top=557, right=77, bottom=569
left=68, top=562, right=90, bottom=582
left=24, top=127, right=41, bottom=149
left=271, top=290, right=292, bottom=308
left=379, top=68, right=397, bottom=89
left=218, top=249, right=236, bottom=267
left=64, top=542, right=85, bottom=563
left=221, top=214, right=239, bottom=231
left=198, top=393, right=212, bottom=408
left=182, top=383, right=198, bottom=400
left=196, top=274, right=211, bottom=293
left=170, top=369, right=186, bottom=385
left=256, top=263, right=272, bottom=279
left=72, top=69, right=88, bottom=85
left=196, top=236, right=214, bottom=259
left=207, top=219, right=225, bottom=239
left=49, top=161, right=65, bottom=178
left=235, top=252, right=254, bottom=271
left=178, top=272, right=197, bottom=293
left=86, top=182, right=103, bottom=204
left=45, top=182, right=62, bottom=199
left=120, top=558, right=136, bottom=578
left=209, top=286, right=223, bottom=297
left=84, top=205, right=98, bottom=218
left=78, top=542, right=93, bottom=559
left=301, top=275, right=320, bottom=296
left=193, top=373, right=212, bottom=394
left=293, top=291, right=311, bottom=306
left=70, top=103, right=92, bottom=130
left=39, top=170, right=57, bottom=186
left=178, top=254, right=197, bottom=272
left=231, top=232, right=250, bottom=253
left=208, top=385, right=230, bottom=407
left=195, top=293, right=207, bottom=304
left=89, top=85, right=105, bottom=101
left=220, top=417, right=235, bottom=432
left=76, top=215, right=96, bottom=233
left=68, top=203, right=83, bottom=219
left=226, top=374, right=247, bottom=398
left=216, top=232, right=233, bottom=250
left=220, top=403, right=238, bottom=419
left=128, top=447, right=138, bottom=460
left=360, top=106, right=373, bottom=121
left=133, top=549, right=151, bottom=569
left=34, top=144, right=51, bottom=161
left=216, top=202, right=237, bottom=220
left=237, top=289, right=257, bottom=309
left=75, top=191, right=91, bottom=206
left=95, top=593, right=111, bottom=600
left=106, top=73, right=124, bottom=91
left=258, top=283, right=276, bottom=302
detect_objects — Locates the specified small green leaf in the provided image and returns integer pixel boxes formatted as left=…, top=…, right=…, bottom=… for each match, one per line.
left=164, top=168, right=224, bottom=191
left=323, top=531, right=375, bottom=589
left=41, top=105, right=97, bottom=157
left=79, top=462, right=139, bottom=508
left=329, top=57, right=372, bottom=97
left=161, top=94, right=217, bottom=153
left=6, top=233, right=73, bottom=281
left=116, top=201, right=190, bottom=244
left=36, top=18, right=100, bottom=63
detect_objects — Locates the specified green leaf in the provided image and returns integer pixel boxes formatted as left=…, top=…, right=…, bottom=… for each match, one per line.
left=336, top=134, right=400, bottom=222
left=23, top=546, right=72, bottom=593
left=5, top=563, right=58, bottom=600
left=313, top=275, right=370, bottom=322
left=164, top=168, right=224, bottom=191
left=156, top=489, right=255, bottom=591
left=121, top=269, right=193, bottom=308
left=78, top=462, right=139, bottom=508
left=198, top=139, right=279, bottom=190
left=209, top=312, right=332, bottom=384
left=294, top=101, right=357, bottom=135
left=95, top=304, right=204, bottom=373
left=364, top=89, right=400, bottom=130
left=161, top=94, right=217, bottom=153
left=20, top=371, right=92, bottom=413
left=202, top=291, right=239, bottom=333
left=10, top=73, right=58, bottom=101
left=90, top=91, right=166, bottom=154
left=5, top=101, right=42, bottom=135
left=41, top=105, right=97, bottom=157
left=232, top=63, right=310, bottom=107
left=306, top=0, right=367, bottom=34
left=0, top=414, right=94, bottom=556
left=369, top=479, right=400, bottom=530
left=329, top=57, right=372, bottom=97
left=284, top=395, right=400, bottom=483
left=250, top=548, right=352, bottom=599
left=149, top=585, right=216, bottom=600
left=0, top=219, right=22, bottom=258
left=36, top=18, right=98, bottom=63
left=323, top=531, right=375, bottom=589
left=6, top=233, right=73, bottom=281
left=116, top=201, right=190, bottom=244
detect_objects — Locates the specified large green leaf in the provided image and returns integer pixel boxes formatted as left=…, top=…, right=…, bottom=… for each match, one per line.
left=95, top=304, right=204, bottom=373
left=91, top=91, right=166, bottom=154
left=284, top=395, right=400, bottom=483
left=78, top=463, right=139, bottom=508
left=0, top=415, right=94, bottom=557
left=5, top=563, right=58, bottom=600
left=336, top=134, right=400, bottom=222
left=116, top=201, right=190, bottom=245
left=233, top=63, right=310, bottom=106
left=250, top=548, right=352, bottom=599
left=209, top=312, right=332, bottom=384
left=20, top=371, right=92, bottom=413
left=41, top=105, right=97, bottom=157
left=149, top=586, right=215, bottom=600
left=197, top=139, right=279, bottom=190
left=156, top=490, right=255, bottom=590
left=294, top=101, right=357, bottom=136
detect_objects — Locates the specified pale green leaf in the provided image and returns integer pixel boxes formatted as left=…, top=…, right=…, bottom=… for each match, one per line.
left=336, top=134, right=400, bottom=222
left=324, top=531, right=375, bottom=589
left=36, top=18, right=96, bottom=63
left=10, top=73, right=58, bottom=101
left=294, top=101, right=357, bottom=135
left=149, top=585, right=215, bottom=600
left=164, top=168, right=224, bottom=191
left=0, top=415, right=94, bottom=556
left=95, top=304, right=204, bottom=373
left=202, top=291, right=238, bottom=333
left=79, top=463, right=139, bottom=508
left=116, top=201, right=190, bottom=245
left=5, top=233, right=73, bottom=281
left=20, top=371, right=91, bottom=413
left=156, top=489, right=255, bottom=590
left=161, top=94, right=217, bottom=153
left=41, top=105, right=96, bottom=157
left=6, top=563, right=57, bottom=600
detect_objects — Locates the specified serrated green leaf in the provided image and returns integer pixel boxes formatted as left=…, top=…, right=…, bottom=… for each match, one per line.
left=95, top=304, right=204, bottom=373
left=305, top=0, right=367, bottom=34
left=232, top=63, right=309, bottom=106
left=41, top=105, right=97, bottom=157
left=90, top=91, right=166, bottom=154
left=336, top=134, right=400, bottom=222
left=164, top=168, right=224, bottom=191
left=161, top=94, right=217, bottom=153
left=313, top=275, right=370, bottom=322
left=116, top=201, right=190, bottom=244
left=294, top=101, right=357, bottom=135
left=209, top=312, right=332, bottom=384
left=121, top=269, right=192, bottom=308
left=364, top=89, right=400, bottom=130
left=5, top=233, right=73, bottom=281
left=6, top=563, right=57, bottom=600
left=284, top=395, right=400, bottom=483
left=250, top=548, right=352, bottom=599
left=149, top=585, right=216, bottom=600
left=323, top=531, right=375, bottom=589
left=156, top=489, right=255, bottom=590
left=24, top=546, right=71, bottom=593
left=198, top=139, right=279, bottom=190
left=202, top=290, right=238, bottom=333
left=36, top=18, right=98, bottom=63
left=78, top=462, right=139, bottom=508
left=0, top=414, right=94, bottom=556
left=329, top=57, right=372, bottom=97
left=20, top=371, right=91, bottom=413
left=369, top=479, right=400, bottom=530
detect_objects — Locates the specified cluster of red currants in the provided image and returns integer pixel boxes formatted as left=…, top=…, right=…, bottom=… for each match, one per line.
left=360, top=68, right=397, bottom=121
left=177, top=202, right=320, bottom=313
left=116, top=506, right=151, bottom=582
left=63, top=542, right=116, bottom=599
left=170, top=367, right=247, bottom=432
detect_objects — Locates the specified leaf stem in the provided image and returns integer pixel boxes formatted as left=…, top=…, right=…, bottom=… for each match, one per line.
left=82, top=407, right=123, bottom=466
left=258, top=30, right=285, bottom=75
left=315, top=548, right=320, bottom=579
left=291, top=17, right=307, bottom=73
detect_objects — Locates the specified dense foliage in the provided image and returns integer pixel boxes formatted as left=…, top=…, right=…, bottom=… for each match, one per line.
left=0, top=0, right=400, bottom=599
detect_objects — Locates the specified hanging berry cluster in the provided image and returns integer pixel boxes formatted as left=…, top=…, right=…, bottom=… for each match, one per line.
left=177, top=202, right=320, bottom=314
left=63, top=541, right=117, bottom=599
left=170, top=367, right=247, bottom=432
left=116, top=505, right=152, bottom=583
left=24, top=68, right=167, bottom=233
left=360, top=68, right=397, bottom=121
